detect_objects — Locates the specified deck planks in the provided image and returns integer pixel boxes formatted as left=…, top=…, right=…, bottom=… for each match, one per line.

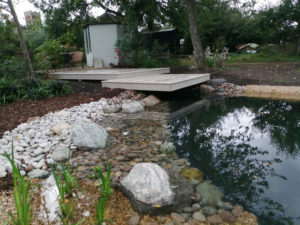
left=102, top=73, right=210, bottom=92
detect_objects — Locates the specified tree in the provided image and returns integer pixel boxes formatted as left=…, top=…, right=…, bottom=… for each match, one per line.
left=0, top=0, right=35, bottom=78
left=185, top=0, right=205, bottom=70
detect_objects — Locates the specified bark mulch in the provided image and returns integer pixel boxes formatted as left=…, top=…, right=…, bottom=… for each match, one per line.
left=0, top=87, right=123, bottom=137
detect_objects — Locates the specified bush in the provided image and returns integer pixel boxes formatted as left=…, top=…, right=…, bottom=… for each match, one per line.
left=0, top=57, right=27, bottom=79
left=36, top=40, right=64, bottom=68
left=0, top=78, right=73, bottom=104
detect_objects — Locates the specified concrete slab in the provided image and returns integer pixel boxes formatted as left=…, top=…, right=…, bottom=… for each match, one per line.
left=102, top=73, right=211, bottom=92
left=50, top=68, right=170, bottom=80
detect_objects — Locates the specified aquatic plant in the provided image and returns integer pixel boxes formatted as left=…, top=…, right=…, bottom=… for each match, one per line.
left=95, top=163, right=113, bottom=225
left=2, top=147, right=32, bottom=225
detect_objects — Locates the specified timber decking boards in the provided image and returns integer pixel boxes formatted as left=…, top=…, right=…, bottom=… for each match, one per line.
left=102, top=73, right=211, bottom=92
left=50, top=68, right=170, bottom=80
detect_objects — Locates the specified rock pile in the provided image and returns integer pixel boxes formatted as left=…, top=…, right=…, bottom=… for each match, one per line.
left=0, top=91, right=158, bottom=178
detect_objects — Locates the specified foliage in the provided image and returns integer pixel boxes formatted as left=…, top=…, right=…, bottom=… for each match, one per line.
left=0, top=21, right=20, bottom=60
left=95, top=163, right=113, bottom=225
left=36, top=39, right=64, bottom=68
left=0, top=78, right=72, bottom=105
left=0, top=57, right=27, bottom=79
left=24, top=27, right=48, bottom=51
left=2, top=147, right=32, bottom=225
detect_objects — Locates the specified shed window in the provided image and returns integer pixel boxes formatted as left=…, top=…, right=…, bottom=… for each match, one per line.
left=85, top=27, right=91, bottom=53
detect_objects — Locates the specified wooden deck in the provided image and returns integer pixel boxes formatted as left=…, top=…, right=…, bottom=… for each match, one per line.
left=102, top=73, right=210, bottom=92
left=50, top=68, right=170, bottom=80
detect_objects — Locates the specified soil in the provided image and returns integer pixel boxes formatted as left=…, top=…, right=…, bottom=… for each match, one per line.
left=212, top=62, right=300, bottom=86
left=0, top=81, right=123, bottom=137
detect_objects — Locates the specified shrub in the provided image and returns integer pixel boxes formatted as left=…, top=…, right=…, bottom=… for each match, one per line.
left=0, top=78, right=20, bottom=104
left=0, top=77, right=73, bottom=105
left=0, top=57, right=27, bottom=79
left=36, top=39, right=64, bottom=68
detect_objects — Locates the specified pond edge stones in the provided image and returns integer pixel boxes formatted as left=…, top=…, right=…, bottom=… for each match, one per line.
left=121, top=163, right=174, bottom=215
left=71, top=118, right=108, bottom=149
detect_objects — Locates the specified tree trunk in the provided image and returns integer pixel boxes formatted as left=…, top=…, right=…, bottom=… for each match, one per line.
left=185, top=0, right=205, bottom=71
left=7, top=0, right=35, bottom=79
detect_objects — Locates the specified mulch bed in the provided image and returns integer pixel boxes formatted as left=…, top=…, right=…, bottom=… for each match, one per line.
left=0, top=85, right=123, bottom=137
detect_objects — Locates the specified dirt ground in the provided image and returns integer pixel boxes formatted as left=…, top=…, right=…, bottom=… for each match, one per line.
left=212, top=62, right=300, bottom=86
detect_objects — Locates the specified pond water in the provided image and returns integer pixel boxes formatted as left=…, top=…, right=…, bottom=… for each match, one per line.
left=169, top=97, right=300, bottom=225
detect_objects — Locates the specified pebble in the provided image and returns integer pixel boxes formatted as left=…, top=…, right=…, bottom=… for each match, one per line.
left=171, top=213, right=185, bottom=223
left=182, top=207, right=192, bottom=213
left=202, top=206, right=217, bottom=216
left=192, top=211, right=206, bottom=222
left=218, top=210, right=236, bottom=223
left=207, top=214, right=223, bottom=224
left=231, top=205, right=243, bottom=217
left=191, top=203, right=201, bottom=212
left=128, top=215, right=140, bottom=225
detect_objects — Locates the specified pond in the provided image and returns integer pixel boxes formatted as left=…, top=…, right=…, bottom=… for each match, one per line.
left=169, top=97, right=300, bottom=225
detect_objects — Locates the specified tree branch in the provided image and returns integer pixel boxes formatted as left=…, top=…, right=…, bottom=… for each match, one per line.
left=94, top=0, right=123, bottom=17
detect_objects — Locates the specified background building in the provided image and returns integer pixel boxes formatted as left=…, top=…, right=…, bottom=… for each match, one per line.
left=24, top=11, right=41, bottom=27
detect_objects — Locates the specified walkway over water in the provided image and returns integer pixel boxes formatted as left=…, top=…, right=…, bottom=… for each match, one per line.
left=50, top=68, right=210, bottom=92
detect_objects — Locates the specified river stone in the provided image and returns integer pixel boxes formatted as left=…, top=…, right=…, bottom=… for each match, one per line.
left=140, top=95, right=161, bottom=107
left=207, top=78, right=226, bottom=87
left=218, top=210, right=236, bottom=223
left=121, top=163, right=174, bottom=215
left=28, top=169, right=49, bottom=179
left=202, top=206, right=217, bottom=215
left=52, top=145, right=71, bottom=162
left=192, top=211, right=206, bottom=222
left=122, top=101, right=144, bottom=114
left=199, top=84, right=216, bottom=94
left=128, top=215, right=140, bottom=225
left=207, top=214, right=223, bottom=224
left=231, top=205, right=243, bottom=218
left=195, top=181, right=223, bottom=207
left=159, top=142, right=176, bottom=154
left=51, top=123, right=71, bottom=135
left=180, top=167, right=204, bottom=181
left=0, top=155, right=12, bottom=177
left=103, top=105, right=120, bottom=113
left=71, top=118, right=108, bottom=149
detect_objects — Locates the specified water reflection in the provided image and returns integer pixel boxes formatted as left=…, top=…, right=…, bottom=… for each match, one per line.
left=169, top=97, right=300, bottom=225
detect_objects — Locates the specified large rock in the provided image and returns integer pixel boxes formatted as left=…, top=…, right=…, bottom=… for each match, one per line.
left=140, top=95, right=161, bottom=107
left=51, top=145, right=71, bottom=162
left=122, top=101, right=144, bottom=114
left=121, top=163, right=174, bottom=215
left=71, top=118, right=108, bottom=149
left=51, top=123, right=71, bottom=135
left=0, top=155, right=12, bottom=177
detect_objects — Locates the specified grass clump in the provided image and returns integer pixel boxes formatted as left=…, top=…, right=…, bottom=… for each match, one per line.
left=2, top=148, right=32, bottom=225
left=95, top=163, right=113, bottom=225
left=52, top=158, right=81, bottom=225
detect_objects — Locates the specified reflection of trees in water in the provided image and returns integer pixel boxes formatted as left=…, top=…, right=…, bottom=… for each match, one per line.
left=168, top=97, right=300, bottom=225
left=252, top=100, right=300, bottom=158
